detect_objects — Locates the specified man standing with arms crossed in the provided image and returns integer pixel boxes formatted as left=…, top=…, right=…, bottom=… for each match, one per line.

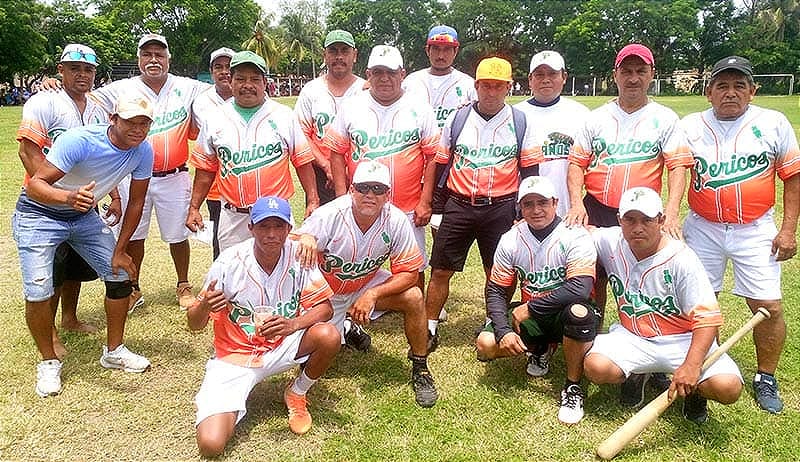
left=680, top=56, right=800, bottom=414
left=296, top=30, right=365, bottom=207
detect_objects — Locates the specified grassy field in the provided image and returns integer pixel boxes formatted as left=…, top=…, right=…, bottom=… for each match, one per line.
left=0, top=95, right=798, bottom=461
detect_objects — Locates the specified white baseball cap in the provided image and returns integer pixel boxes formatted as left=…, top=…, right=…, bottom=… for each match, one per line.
left=210, top=47, right=235, bottom=65
left=114, top=94, right=154, bottom=121
left=367, top=45, right=403, bottom=70
left=618, top=187, right=663, bottom=218
left=529, top=50, right=565, bottom=73
left=352, top=160, right=391, bottom=187
left=138, top=33, right=168, bottom=50
left=517, top=176, right=557, bottom=202
left=60, top=43, right=98, bottom=67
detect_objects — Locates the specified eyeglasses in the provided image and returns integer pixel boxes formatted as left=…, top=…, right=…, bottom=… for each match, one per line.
left=61, top=51, right=98, bottom=64
left=353, top=183, right=389, bottom=195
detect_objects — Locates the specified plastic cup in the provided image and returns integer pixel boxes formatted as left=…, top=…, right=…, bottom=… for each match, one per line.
left=252, top=305, right=275, bottom=334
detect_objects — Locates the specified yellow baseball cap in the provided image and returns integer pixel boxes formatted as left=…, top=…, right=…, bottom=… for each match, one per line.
left=475, top=57, right=512, bottom=82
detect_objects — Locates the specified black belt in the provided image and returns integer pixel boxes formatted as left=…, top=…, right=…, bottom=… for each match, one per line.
left=448, top=191, right=516, bottom=206
left=223, top=202, right=252, bottom=214
left=152, top=164, right=188, bottom=177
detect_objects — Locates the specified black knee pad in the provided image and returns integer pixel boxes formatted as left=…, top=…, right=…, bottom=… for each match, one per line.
left=105, top=280, right=133, bottom=299
left=562, top=302, right=597, bottom=342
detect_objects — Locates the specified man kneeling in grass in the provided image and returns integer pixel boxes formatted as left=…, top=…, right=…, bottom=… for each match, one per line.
left=188, top=196, right=339, bottom=457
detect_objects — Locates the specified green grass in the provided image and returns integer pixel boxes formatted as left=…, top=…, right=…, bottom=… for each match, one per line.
left=1, top=95, right=799, bottom=461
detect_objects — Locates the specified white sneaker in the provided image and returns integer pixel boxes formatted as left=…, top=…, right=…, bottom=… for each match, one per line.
left=36, top=359, right=62, bottom=398
left=526, top=344, right=556, bottom=377
left=100, top=344, right=151, bottom=372
left=558, top=384, right=585, bottom=425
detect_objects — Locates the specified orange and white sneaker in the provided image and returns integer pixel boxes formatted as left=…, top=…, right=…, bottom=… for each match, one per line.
left=176, top=282, right=195, bottom=310
left=284, top=384, right=312, bottom=435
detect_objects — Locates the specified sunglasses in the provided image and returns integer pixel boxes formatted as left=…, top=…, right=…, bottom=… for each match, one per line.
left=61, top=51, right=98, bottom=64
left=353, top=183, right=389, bottom=195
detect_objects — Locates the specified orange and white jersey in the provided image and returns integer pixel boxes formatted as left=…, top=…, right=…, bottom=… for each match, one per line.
left=491, top=220, right=596, bottom=301
left=203, top=237, right=334, bottom=368
left=402, top=68, right=476, bottom=128
left=435, top=104, right=543, bottom=198
left=191, top=87, right=231, bottom=202
left=680, top=105, right=800, bottom=224
left=191, top=99, right=313, bottom=208
left=593, top=226, right=722, bottom=337
left=569, top=100, right=692, bottom=208
left=90, top=74, right=208, bottom=172
left=513, top=97, right=590, bottom=217
left=297, top=195, right=424, bottom=295
left=324, top=91, right=440, bottom=213
left=295, top=75, right=365, bottom=161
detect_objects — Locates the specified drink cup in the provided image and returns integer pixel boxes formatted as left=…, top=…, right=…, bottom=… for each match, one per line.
left=252, top=305, right=275, bottom=334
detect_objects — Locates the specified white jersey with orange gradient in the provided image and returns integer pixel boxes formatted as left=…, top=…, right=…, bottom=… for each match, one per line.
left=90, top=74, right=208, bottom=172
left=297, top=195, right=425, bottom=295
left=435, top=104, right=543, bottom=198
left=191, top=86, right=231, bottom=202
left=17, top=89, right=108, bottom=153
left=191, top=99, right=313, bottom=208
left=295, top=75, right=365, bottom=162
left=402, top=68, right=476, bottom=128
left=680, top=105, right=800, bottom=224
left=490, top=220, right=596, bottom=302
left=593, top=226, right=722, bottom=338
left=513, top=97, right=590, bottom=217
left=569, top=100, right=693, bottom=208
left=324, top=91, right=440, bottom=213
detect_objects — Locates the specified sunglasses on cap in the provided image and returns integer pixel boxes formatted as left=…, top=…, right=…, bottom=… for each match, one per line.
left=353, top=183, right=389, bottom=195
left=61, top=50, right=98, bottom=64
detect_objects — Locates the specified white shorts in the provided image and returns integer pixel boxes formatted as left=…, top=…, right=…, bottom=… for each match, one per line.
left=117, top=172, right=191, bottom=243
left=194, top=329, right=308, bottom=426
left=683, top=210, right=781, bottom=300
left=218, top=205, right=252, bottom=252
left=405, top=211, right=429, bottom=269
left=589, top=323, right=742, bottom=383
left=329, top=269, right=392, bottom=337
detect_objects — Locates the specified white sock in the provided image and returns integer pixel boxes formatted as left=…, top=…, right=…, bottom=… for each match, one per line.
left=343, top=318, right=352, bottom=334
left=427, top=320, right=439, bottom=336
left=290, top=370, right=317, bottom=396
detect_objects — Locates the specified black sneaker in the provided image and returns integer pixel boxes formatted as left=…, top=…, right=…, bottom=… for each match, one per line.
left=649, top=372, right=671, bottom=393
left=412, top=370, right=438, bottom=408
left=683, top=392, right=708, bottom=424
left=620, top=373, right=651, bottom=408
left=753, top=373, right=784, bottom=414
left=344, top=322, right=371, bottom=352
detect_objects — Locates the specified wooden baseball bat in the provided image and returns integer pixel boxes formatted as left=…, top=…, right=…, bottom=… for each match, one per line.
left=595, top=307, right=770, bottom=460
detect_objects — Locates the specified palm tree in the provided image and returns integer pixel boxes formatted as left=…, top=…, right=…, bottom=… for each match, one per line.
left=241, top=17, right=283, bottom=74
left=280, top=12, right=321, bottom=77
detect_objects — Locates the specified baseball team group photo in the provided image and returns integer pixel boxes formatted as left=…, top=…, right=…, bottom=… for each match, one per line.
left=1, top=0, right=799, bottom=460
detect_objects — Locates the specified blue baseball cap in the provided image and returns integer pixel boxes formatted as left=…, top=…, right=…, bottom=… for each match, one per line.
left=427, top=25, right=459, bottom=47
left=250, top=196, right=292, bottom=225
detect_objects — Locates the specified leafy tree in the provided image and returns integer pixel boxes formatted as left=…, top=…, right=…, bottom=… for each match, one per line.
left=0, top=0, right=48, bottom=84
left=242, top=17, right=284, bottom=75
left=280, top=13, right=321, bottom=76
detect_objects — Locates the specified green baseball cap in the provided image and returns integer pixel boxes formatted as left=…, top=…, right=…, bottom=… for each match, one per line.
left=230, top=50, right=266, bottom=74
left=324, top=30, right=355, bottom=48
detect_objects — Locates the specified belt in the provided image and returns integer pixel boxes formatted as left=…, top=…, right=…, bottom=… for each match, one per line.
left=223, top=202, right=252, bottom=214
left=448, top=191, right=516, bottom=207
left=152, top=164, right=188, bottom=177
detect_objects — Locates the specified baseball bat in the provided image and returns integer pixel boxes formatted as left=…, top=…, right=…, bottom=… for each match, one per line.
left=595, top=307, right=770, bottom=460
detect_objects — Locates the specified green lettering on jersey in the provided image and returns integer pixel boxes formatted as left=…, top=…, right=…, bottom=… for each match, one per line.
left=514, top=264, right=568, bottom=294
left=691, top=152, right=770, bottom=191
left=608, top=274, right=680, bottom=318
left=217, top=143, right=284, bottom=177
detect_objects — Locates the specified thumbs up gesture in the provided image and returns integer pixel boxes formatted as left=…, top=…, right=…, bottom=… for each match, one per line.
left=67, top=181, right=96, bottom=212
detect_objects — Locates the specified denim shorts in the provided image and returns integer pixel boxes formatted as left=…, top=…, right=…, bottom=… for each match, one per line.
left=12, top=209, right=128, bottom=302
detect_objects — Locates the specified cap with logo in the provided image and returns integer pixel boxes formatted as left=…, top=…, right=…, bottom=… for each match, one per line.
left=710, top=56, right=753, bottom=79
left=618, top=187, right=663, bottom=218
left=114, top=94, right=154, bottom=121
left=209, top=47, right=235, bottom=66
left=614, top=43, right=654, bottom=68
left=367, top=45, right=403, bottom=70
left=250, top=196, right=292, bottom=225
left=60, top=44, right=98, bottom=67
left=324, top=30, right=356, bottom=48
left=352, top=160, right=391, bottom=187
left=427, top=25, right=459, bottom=47
left=230, top=50, right=267, bottom=74
left=517, top=176, right=558, bottom=202
left=138, top=33, right=169, bottom=50
left=476, top=57, right=512, bottom=82
left=529, top=50, right=565, bottom=73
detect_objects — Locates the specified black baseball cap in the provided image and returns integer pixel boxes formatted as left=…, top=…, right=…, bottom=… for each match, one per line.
left=710, top=56, right=753, bottom=79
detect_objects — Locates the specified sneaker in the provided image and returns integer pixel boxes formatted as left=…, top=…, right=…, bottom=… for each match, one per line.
left=558, top=384, right=585, bottom=425
left=649, top=372, right=671, bottom=393
left=408, top=331, right=439, bottom=360
left=438, top=308, right=448, bottom=322
left=526, top=344, right=556, bottom=377
left=35, top=359, right=62, bottom=398
left=753, top=373, right=783, bottom=414
left=176, top=282, right=195, bottom=310
left=100, top=344, right=151, bottom=373
left=128, top=288, right=144, bottom=314
left=620, top=373, right=651, bottom=408
left=683, top=392, right=708, bottom=424
left=343, top=322, right=371, bottom=352
left=284, top=384, right=312, bottom=435
left=412, top=369, right=438, bottom=408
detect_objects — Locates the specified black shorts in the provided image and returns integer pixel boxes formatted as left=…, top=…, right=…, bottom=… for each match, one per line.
left=584, top=193, right=619, bottom=228
left=311, top=163, right=336, bottom=206
left=430, top=195, right=516, bottom=271
left=53, top=242, right=98, bottom=287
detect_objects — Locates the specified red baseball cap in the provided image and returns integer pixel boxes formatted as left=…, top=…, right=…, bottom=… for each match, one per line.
left=615, top=44, right=654, bottom=68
